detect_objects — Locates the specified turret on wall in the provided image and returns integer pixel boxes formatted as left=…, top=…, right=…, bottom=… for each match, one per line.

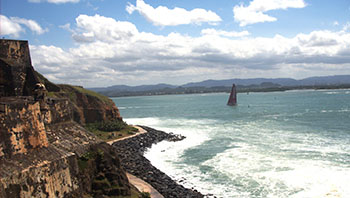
left=0, top=39, right=39, bottom=97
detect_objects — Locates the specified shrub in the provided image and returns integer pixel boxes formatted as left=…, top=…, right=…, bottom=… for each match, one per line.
left=86, top=120, right=127, bottom=132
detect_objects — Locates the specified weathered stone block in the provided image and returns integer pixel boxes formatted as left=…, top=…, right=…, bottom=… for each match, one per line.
left=0, top=98, right=48, bottom=158
left=0, top=152, right=80, bottom=198
left=45, top=98, right=72, bottom=125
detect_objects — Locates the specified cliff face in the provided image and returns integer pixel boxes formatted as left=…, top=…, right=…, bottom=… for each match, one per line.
left=34, top=72, right=122, bottom=125
left=0, top=39, right=130, bottom=197
left=51, top=84, right=122, bottom=125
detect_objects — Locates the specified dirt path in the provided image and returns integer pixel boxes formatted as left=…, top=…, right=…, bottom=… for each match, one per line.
left=127, top=173, right=164, bottom=198
left=107, top=125, right=147, bottom=145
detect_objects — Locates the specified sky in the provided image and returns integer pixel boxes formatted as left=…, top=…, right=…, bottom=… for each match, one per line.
left=1, top=0, right=350, bottom=87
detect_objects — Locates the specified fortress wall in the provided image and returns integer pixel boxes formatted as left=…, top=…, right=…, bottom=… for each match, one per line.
left=0, top=39, right=38, bottom=97
left=0, top=99, right=49, bottom=158
left=0, top=152, right=80, bottom=198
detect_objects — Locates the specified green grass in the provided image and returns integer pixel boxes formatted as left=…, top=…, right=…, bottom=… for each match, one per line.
left=89, top=125, right=138, bottom=142
left=110, top=188, right=140, bottom=198
left=80, top=185, right=142, bottom=198
left=46, top=92, right=57, bottom=98
left=78, top=149, right=104, bottom=170
left=47, top=84, right=114, bottom=107
left=139, top=192, right=151, bottom=198
left=85, top=121, right=138, bottom=142
left=72, top=86, right=113, bottom=105
left=86, top=120, right=127, bottom=132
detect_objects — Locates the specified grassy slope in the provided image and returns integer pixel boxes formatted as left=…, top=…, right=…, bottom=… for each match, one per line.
left=86, top=123, right=138, bottom=142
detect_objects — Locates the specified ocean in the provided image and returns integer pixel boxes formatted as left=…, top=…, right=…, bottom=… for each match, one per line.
left=112, top=89, right=350, bottom=198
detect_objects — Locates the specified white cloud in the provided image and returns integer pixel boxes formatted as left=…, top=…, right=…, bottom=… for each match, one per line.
left=126, top=0, right=222, bottom=26
left=72, top=14, right=138, bottom=43
left=32, top=14, right=350, bottom=87
left=28, top=0, right=79, bottom=4
left=297, top=31, right=339, bottom=47
left=59, top=23, right=73, bottom=32
left=30, top=45, right=74, bottom=72
left=342, top=22, right=350, bottom=32
left=201, top=28, right=250, bottom=37
left=10, top=17, right=48, bottom=35
left=0, top=15, right=23, bottom=37
left=0, top=15, right=47, bottom=37
left=233, top=0, right=307, bottom=26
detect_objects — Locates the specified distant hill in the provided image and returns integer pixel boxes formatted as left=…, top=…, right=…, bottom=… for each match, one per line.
left=182, top=78, right=299, bottom=87
left=90, top=83, right=176, bottom=93
left=182, top=75, right=350, bottom=87
left=300, top=75, right=350, bottom=85
left=88, top=75, right=350, bottom=97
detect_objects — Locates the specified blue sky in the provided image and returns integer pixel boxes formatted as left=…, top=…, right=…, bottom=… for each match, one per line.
left=1, top=0, right=350, bottom=87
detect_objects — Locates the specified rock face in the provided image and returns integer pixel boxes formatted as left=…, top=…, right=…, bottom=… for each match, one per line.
left=52, top=84, right=122, bottom=125
left=0, top=39, right=130, bottom=198
left=75, top=143, right=131, bottom=197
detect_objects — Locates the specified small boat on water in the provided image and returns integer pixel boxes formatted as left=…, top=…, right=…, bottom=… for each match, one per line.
left=227, top=84, right=237, bottom=106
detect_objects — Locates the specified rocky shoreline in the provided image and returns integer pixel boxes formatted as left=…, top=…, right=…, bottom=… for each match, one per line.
left=112, top=126, right=204, bottom=198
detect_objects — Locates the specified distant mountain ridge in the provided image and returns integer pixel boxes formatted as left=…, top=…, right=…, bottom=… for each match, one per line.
left=91, top=83, right=177, bottom=93
left=89, top=75, right=350, bottom=93
left=182, top=78, right=299, bottom=87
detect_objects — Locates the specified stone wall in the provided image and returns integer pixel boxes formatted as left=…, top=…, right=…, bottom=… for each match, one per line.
left=0, top=39, right=130, bottom=198
left=0, top=152, right=79, bottom=198
left=0, top=141, right=131, bottom=198
left=0, top=96, right=76, bottom=158
left=44, top=98, right=72, bottom=125
left=0, top=39, right=31, bottom=65
left=0, top=97, right=49, bottom=158
left=0, top=96, right=130, bottom=197
left=0, top=39, right=38, bottom=97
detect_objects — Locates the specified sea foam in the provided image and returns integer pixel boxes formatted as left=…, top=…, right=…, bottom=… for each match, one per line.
left=117, top=90, right=350, bottom=198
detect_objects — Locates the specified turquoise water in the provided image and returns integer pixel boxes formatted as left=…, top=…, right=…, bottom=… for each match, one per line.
left=112, top=89, right=350, bottom=198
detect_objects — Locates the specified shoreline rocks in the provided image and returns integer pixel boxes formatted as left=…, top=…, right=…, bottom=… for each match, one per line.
left=112, top=126, right=204, bottom=198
